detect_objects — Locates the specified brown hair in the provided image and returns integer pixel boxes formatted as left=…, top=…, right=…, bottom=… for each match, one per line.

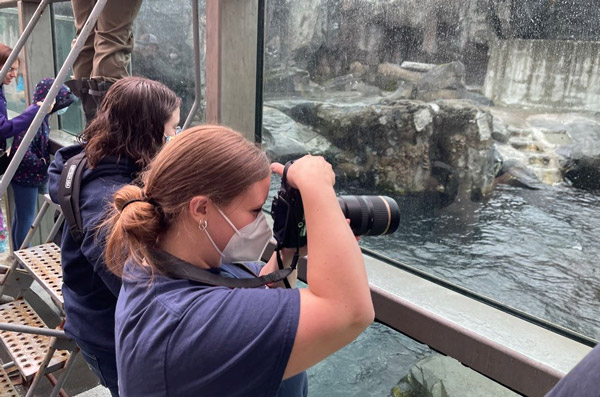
left=103, top=125, right=271, bottom=276
left=80, top=76, right=180, bottom=169
left=0, top=43, right=16, bottom=69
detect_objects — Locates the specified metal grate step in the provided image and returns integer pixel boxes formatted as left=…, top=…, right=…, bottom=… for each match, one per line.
left=0, top=299, right=69, bottom=380
left=0, top=362, right=20, bottom=397
left=14, top=243, right=63, bottom=309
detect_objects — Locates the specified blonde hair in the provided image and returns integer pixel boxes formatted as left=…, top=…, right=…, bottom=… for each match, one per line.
left=103, top=125, right=270, bottom=276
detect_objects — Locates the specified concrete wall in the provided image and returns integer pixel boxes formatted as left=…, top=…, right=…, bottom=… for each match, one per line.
left=484, top=39, right=600, bottom=112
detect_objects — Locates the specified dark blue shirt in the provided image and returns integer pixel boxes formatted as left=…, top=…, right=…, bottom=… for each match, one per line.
left=48, top=144, right=137, bottom=350
left=546, top=343, right=600, bottom=397
left=115, top=260, right=304, bottom=396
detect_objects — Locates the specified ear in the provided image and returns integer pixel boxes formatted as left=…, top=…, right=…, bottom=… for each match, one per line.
left=188, top=196, right=209, bottom=224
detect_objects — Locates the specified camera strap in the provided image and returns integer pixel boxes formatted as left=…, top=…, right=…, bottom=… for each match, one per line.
left=150, top=249, right=295, bottom=289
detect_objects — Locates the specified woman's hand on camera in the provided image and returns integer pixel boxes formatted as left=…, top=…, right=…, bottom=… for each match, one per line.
left=271, top=155, right=334, bottom=192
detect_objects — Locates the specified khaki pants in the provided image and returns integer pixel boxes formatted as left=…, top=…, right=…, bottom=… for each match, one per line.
left=71, top=0, right=143, bottom=81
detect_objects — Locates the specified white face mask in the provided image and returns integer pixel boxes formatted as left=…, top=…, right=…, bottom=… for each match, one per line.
left=204, top=206, right=273, bottom=265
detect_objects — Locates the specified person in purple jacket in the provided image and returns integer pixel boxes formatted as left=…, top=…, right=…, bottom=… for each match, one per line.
left=0, top=44, right=41, bottom=163
left=102, top=125, right=375, bottom=396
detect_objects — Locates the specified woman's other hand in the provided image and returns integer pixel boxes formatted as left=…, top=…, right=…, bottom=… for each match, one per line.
left=271, top=155, right=335, bottom=192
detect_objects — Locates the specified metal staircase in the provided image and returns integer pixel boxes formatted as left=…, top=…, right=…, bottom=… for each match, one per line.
left=0, top=0, right=203, bottom=394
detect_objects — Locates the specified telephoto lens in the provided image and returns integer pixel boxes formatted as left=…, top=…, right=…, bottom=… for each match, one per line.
left=337, top=195, right=400, bottom=236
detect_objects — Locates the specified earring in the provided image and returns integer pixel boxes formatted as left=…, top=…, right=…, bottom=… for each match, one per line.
left=198, top=219, right=208, bottom=231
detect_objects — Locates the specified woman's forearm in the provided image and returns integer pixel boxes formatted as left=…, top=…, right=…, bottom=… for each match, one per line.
left=0, top=104, right=39, bottom=139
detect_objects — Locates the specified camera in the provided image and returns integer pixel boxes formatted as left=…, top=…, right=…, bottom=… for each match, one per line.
left=271, top=161, right=400, bottom=249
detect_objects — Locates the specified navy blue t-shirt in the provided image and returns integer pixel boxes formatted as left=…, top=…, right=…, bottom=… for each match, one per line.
left=546, top=343, right=600, bottom=397
left=115, top=261, right=305, bottom=397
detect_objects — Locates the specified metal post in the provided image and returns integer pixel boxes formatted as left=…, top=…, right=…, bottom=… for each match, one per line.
left=254, top=0, right=265, bottom=144
left=0, top=0, right=108, bottom=200
left=0, top=0, right=50, bottom=83
left=18, top=200, right=49, bottom=250
left=45, top=212, right=64, bottom=243
left=49, top=349, right=79, bottom=397
left=25, top=339, right=57, bottom=397
left=183, top=0, right=202, bottom=130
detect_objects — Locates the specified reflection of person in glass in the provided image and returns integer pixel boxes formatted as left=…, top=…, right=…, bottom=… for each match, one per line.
left=48, top=77, right=180, bottom=397
left=131, top=33, right=160, bottom=78
left=68, top=0, right=144, bottom=123
left=103, top=125, right=375, bottom=396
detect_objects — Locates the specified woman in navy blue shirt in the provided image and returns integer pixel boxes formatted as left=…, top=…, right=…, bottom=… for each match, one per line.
left=103, top=125, right=375, bottom=396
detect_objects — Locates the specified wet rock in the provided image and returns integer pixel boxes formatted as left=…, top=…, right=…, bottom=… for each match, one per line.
left=264, top=65, right=316, bottom=95
left=496, top=159, right=545, bottom=190
left=492, top=116, right=510, bottom=143
left=349, top=61, right=369, bottom=77
left=527, top=114, right=600, bottom=190
left=416, top=61, right=466, bottom=99
left=277, top=98, right=496, bottom=205
left=262, top=106, right=340, bottom=164
left=391, top=355, right=517, bottom=397
left=380, top=81, right=417, bottom=103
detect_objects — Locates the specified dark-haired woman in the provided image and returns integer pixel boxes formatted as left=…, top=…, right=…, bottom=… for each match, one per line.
left=103, top=125, right=375, bottom=396
left=48, top=76, right=180, bottom=397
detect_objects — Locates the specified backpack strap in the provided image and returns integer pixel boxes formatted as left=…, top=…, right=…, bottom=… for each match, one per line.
left=58, top=152, right=88, bottom=242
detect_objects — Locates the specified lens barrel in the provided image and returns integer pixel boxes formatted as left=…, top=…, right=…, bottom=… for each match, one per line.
left=337, top=195, right=400, bottom=236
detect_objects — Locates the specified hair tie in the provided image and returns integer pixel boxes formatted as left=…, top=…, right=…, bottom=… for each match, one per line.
left=121, top=199, right=145, bottom=211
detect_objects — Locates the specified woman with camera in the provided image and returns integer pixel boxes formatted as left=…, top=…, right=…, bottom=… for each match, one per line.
left=103, top=125, right=375, bottom=396
left=48, top=76, right=181, bottom=397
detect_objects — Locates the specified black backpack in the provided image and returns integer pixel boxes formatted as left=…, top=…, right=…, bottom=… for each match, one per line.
left=57, top=151, right=88, bottom=243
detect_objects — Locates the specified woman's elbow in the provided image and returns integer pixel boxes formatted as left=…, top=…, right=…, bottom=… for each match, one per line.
left=349, top=299, right=375, bottom=332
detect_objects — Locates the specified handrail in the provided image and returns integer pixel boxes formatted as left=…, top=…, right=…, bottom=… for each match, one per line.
left=361, top=246, right=598, bottom=348
left=0, top=322, right=67, bottom=338
left=182, top=0, right=202, bottom=130
left=0, top=0, right=108, bottom=199
left=0, top=0, right=50, bottom=83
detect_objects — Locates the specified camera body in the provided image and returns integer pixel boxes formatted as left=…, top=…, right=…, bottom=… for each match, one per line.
left=271, top=162, right=307, bottom=249
left=271, top=161, right=401, bottom=249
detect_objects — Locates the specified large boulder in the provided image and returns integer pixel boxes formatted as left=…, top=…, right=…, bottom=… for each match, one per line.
left=262, top=106, right=340, bottom=163
left=269, top=97, right=496, bottom=205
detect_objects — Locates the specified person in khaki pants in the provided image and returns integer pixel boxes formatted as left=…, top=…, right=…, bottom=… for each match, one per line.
left=68, top=0, right=143, bottom=123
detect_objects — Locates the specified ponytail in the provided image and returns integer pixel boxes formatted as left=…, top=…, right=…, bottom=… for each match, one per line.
left=103, top=185, right=164, bottom=276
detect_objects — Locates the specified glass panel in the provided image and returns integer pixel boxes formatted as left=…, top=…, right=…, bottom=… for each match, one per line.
left=52, top=3, right=85, bottom=135
left=295, top=284, right=518, bottom=396
left=51, top=1, right=207, bottom=135
left=0, top=8, right=26, bottom=114
left=263, top=0, right=600, bottom=343
left=132, top=1, right=205, bottom=125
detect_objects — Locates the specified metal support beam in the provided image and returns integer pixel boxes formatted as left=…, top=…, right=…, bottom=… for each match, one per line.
left=182, top=0, right=202, bottom=130
left=205, top=0, right=258, bottom=142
